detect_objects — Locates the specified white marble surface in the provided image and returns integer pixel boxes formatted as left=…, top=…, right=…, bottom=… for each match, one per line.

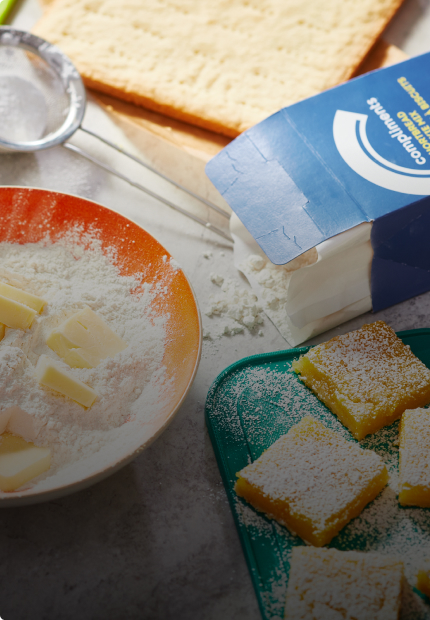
left=1, top=1, right=430, bottom=619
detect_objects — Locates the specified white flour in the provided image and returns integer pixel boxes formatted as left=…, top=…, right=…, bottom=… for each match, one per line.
left=0, top=231, right=168, bottom=490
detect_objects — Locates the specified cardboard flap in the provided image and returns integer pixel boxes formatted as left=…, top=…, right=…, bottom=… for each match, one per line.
left=207, top=112, right=365, bottom=264
left=206, top=52, right=430, bottom=266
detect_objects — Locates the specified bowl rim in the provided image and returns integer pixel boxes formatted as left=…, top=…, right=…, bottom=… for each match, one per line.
left=0, top=186, right=202, bottom=506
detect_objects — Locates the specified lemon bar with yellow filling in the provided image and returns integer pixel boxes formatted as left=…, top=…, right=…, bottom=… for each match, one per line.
left=234, top=416, right=387, bottom=547
left=416, top=559, right=430, bottom=598
left=284, top=547, right=403, bottom=620
left=292, top=321, right=430, bottom=440
left=398, top=407, right=430, bottom=507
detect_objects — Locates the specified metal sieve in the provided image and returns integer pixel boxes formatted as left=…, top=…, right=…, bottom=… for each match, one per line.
left=0, top=27, right=232, bottom=241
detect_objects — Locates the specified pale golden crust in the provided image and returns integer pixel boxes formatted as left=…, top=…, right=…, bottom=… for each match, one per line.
left=33, top=0, right=404, bottom=137
left=82, top=75, right=241, bottom=138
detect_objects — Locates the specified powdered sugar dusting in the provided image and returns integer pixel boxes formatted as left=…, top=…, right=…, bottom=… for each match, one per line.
left=301, top=321, right=430, bottom=415
left=208, top=356, right=430, bottom=618
left=0, top=230, right=170, bottom=492
left=399, top=408, right=430, bottom=491
left=238, top=416, right=386, bottom=538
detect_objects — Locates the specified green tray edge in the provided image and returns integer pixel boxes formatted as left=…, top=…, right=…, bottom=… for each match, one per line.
left=205, top=328, right=430, bottom=620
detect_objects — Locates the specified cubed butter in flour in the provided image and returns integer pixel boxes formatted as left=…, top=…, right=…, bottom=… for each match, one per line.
left=0, top=409, right=11, bottom=435
left=0, top=295, right=37, bottom=330
left=0, top=281, right=47, bottom=313
left=0, top=433, right=50, bottom=492
left=0, top=323, right=4, bottom=341
left=0, top=407, right=37, bottom=443
left=46, top=307, right=127, bottom=368
left=5, top=407, right=37, bottom=443
left=36, top=354, right=97, bottom=408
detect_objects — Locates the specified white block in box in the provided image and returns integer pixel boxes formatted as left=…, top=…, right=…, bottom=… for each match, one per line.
left=206, top=53, right=430, bottom=320
left=231, top=213, right=373, bottom=346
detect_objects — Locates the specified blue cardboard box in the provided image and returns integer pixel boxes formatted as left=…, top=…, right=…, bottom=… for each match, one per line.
left=206, top=53, right=430, bottom=312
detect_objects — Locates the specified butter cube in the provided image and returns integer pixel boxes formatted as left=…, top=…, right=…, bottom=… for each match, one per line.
left=0, top=323, right=4, bottom=341
left=6, top=407, right=37, bottom=443
left=0, top=433, right=50, bottom=492
left=0, top=280, right=46, bottom=329
left=0, top=407, right=37, bottom=443
left=0, top=295, right=37, bottom=330
left=0, top=281, right=46, bottom=313
left=46, top=307, right=127, bottom=368
left=35, top=354, right=97, bottom=408
left=0, top=409, right=11, bottom=434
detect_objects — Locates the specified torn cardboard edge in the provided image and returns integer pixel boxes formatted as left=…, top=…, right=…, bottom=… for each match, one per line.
left=231, top=213, right=373, bottom=345
left=206, top=51, right=430, bottom=313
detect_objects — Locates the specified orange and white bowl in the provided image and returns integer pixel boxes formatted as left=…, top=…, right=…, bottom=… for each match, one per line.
left=0, top=187, right=202, bottom=506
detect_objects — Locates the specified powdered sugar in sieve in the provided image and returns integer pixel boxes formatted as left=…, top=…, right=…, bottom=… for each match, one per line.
left=0, top=27, right=231, bottom=240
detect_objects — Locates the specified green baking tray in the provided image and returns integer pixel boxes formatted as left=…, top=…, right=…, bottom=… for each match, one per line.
left=205, top=328, right=430, bottom=620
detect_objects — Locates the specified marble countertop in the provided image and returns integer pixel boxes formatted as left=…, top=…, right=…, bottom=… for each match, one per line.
left=2, top=1, right=430, bottom=618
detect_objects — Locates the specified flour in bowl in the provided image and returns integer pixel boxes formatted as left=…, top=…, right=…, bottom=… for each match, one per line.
left=0, top=231, right=168, bottom=489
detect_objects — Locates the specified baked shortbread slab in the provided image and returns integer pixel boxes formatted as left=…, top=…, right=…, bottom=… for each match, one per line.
left=284, top=546, right=403, bottom=620
left=293, top=321, right=430, bottom=440
left=33, top=0, right=404, bottom=137
left=234, top=416, right=388, bottom=547
left=399, top=407, right=430, bottom=507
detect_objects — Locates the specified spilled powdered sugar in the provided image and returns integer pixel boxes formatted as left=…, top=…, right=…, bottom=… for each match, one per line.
left=202, top=247, right=316, bottom=340
left=204, top=272, right=264, bottom=338
left=238, top=252, right=316, bottom=342
left=0, top=231, right=168, bottom=491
